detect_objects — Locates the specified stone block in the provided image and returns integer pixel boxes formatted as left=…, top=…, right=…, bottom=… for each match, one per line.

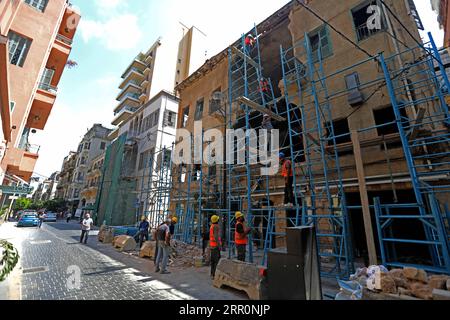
left=98, top=227, right=114, bottom=244
left=113, top=235, right=137, bottom=252
left=403, top=267, right=428, bottom=283
left=139, top=241, right=156, bottom=259
left=428, top=275, right=450, bottom=290
left=432, top=289, right=450, bottom=300
left=213, top=259, right=264, bottom=300
left=410, top=282, right=433, bottom=300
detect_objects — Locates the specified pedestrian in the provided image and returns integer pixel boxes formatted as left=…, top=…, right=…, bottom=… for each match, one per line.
left=155, top=218, right=172, bottom=274
left=209, top=215, right=221, bottom=279
left=138, top=215, right=150, bottom=248
left=38, top=211, right=46, bottom=229
left=235, top=212, right=251, bottom=262
left=66, top=211, right=72, bottom=223
left=279, top=152, right=294, bottom=207
left=80, top=213, right=93, bottom=244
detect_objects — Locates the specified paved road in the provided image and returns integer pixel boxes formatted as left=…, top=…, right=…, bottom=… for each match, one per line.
left=0, top=221, right=243, bottom=300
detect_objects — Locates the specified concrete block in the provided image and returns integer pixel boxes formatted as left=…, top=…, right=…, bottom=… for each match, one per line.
left=98, top=227, right=114, bottom=244
left=410, top=282, right=433, bottom=300
left=432, top=289, right=450, bottom=300
left=213, top=259, right=264, bottom=300
left=403, top=267, right=428, bottom=283
left=113, top=235, right=137, bottom=252
left=139, top=241, right=156, bottom=259
left=429, top=275, right=450, bottom=290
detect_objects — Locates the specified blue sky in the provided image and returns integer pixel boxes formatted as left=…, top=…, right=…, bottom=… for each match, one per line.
left=30, top=0, right=444, bottom=178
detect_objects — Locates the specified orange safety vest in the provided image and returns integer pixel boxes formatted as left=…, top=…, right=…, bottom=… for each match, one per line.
left=235, top=221, right=248, bottom=245
left=210, top=224, right=221, bottom=248
left=281, top=160, right=293, bottom=177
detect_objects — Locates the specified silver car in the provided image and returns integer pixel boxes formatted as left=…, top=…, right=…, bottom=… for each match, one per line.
left=43, top=212, right=57, bottom=222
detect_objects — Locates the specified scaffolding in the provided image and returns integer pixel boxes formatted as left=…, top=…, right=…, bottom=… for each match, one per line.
left=168, top=24, right=450, bottom=278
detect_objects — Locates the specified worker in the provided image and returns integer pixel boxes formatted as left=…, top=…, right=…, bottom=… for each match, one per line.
left=235, top=212, right=251, bottom=262
left=259, top=78, right=269, bottom=93
left=138, top=216, right=150, bottom=248
left=169, top=216, right=178, bottom=236
left=155, top=218, right=172, bottom=274
left=280, top=152, right=294, bottom=207
left=209, top=215, right=222, bottom=279
left=244, top=34, right=256, bottom=54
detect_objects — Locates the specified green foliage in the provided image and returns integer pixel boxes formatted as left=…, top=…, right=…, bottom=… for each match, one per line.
left=0, top=240, right=19, bottom=282
left=43, top=199, right=67, bottom=212
left=13, top=198, right=32, bottom=212
left=29, top=200, right=44, bottom=211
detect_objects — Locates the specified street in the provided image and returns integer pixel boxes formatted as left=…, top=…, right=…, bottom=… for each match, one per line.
left=0, top=221, right=243, bottom=300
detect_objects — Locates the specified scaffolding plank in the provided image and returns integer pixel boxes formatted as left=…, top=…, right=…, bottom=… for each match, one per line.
left=236, top=96, right=286, bottom=121
left=231, top=46, right=258, bottom=68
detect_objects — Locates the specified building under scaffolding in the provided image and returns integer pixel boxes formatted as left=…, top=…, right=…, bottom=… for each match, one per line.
left=169, top=0, right=450, bottom=279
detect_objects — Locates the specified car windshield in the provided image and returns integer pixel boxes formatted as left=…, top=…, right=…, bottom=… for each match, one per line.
left=23, top=214, right=37, bottom=218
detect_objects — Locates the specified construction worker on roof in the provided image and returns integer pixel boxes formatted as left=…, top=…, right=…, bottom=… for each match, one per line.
left=244, top=34, right=256, bottom=54
left=235, top=212, right=252, bottom=262
left=280, top=152, right=294, bottom=207
left=209, top=215, right=221, bottom=280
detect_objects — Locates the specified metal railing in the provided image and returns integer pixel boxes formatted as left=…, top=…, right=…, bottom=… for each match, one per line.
left=355, top=22, right=383, bottom=42
left=38, top=82, right=58, bottom=93
left=56, top=33, right=73, bottom=46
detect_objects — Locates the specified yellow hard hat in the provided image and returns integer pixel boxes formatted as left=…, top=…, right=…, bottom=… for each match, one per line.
left=172, top=217, right=178, bottom=224
left=211, top=215, right=220, bottom=224
left=235, top=211, right=244, bottom=219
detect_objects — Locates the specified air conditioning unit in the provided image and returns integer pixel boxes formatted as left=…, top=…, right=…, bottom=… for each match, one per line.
left=345, top=72, right=364, bottom=107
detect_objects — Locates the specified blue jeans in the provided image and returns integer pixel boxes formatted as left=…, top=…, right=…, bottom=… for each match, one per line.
left=155, top=242, right=170, bottom=272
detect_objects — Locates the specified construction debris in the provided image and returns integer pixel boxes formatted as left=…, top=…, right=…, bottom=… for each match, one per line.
left=113, top=235, right=137, bottom=252
left=139, top=241, right=157, bottom=259
left=355, top=266, right=450, bottom=300
left=168, top=240, right=206, bottom=268
left=98, top=226, right=114, bottom=244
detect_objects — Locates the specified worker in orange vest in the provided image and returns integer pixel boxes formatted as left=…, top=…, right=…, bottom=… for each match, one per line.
left=280, top=152, right=294, bottom=207
left=235, top=212, right=252, bottom=262
left=210, top=215, right=221, bottom=279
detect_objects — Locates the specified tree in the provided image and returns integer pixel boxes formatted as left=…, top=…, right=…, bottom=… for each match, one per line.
left=29, top=200, right=44, bottom=211
left=0, top=240, right=19, bottom=282
left=43, top=199, right=67, bottom=212
left=13, top=198, right=32, bottom=212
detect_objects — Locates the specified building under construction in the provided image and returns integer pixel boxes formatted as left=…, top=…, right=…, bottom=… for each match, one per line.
left=144, top=0, right=450, bottom=279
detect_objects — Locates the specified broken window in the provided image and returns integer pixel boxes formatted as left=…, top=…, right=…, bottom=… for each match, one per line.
left=195, top=99, right=204, bottom=121
left=163, top=110, right=176, bottom=128
left=373, top=105, right=408, bottom=149
left=351, top=0, right=386, bottom=41
left=182, top=107, right=190, bottom=128
left=209, top=88, right=222, bottom=114
left=308, top=25, right=333, bottom=62
left=193, top=164, right=202, bottom=181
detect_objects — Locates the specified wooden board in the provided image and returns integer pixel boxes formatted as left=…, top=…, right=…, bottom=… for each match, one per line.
left=236, top=96, right=286, bottom=122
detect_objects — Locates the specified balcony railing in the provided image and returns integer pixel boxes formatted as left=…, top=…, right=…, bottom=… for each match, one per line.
left=114, top=105, right=137, bottom=116
left=38, top=82, right=58, bottom=93
left=56, top=33, right=73, bottom=46
left=356, top=22, right=384, bottom=42
left=21, top=143, right=41, bottom=154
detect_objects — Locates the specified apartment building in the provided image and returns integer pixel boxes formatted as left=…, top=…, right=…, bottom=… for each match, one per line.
left=55, top=151, right=76, bottom=200
left=32, top=171, right=59, bottom=202
left=79, top=153, right=104, bottom=211
left=432, top=0, right=450, bottom=46
left=171, top=0, right=437, bottom=268
left=67, top=124, right=111, bottom=213
left=0, top=0, right=80, bottom=194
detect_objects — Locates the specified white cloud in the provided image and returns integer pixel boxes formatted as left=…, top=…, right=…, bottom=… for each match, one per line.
left=79, top=14, right=143, bottom=51
left=95, top=0, right=122, bottom=11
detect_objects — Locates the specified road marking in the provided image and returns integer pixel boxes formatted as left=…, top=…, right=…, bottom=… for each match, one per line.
left=29, top=240, right=52, bottom=245
left=22, top=266, right=49, bottom=275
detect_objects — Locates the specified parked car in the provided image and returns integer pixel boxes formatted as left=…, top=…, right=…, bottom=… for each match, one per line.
left=17, top=213, right=39, bottom=227
left=44, top=212, right=57, bottom=222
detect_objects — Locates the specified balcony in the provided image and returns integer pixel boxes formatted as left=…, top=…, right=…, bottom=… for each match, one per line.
left=114, top=93, right=140, bottom=114
left=143, top=67, right=151, bottom=76
left=27, top=84, right=57, bottom=130
left=139, top=92, right=147, bottom=102
left=141, top=79, right=149, bottom=88
left=112, top=106, right=136, bottom=126
left=4, top=145, right=40, bottom=182
left=116, top=81, right=141, bottom=101
left=119, top=68, right=145, bottom=89
left=56, top=34, right=73, bottom=46
left=145, top=54, right=153, bottom=64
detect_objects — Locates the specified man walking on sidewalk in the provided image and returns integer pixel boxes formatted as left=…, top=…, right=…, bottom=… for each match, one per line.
left=155, top=219, right=172, bottom=274
left=80, top=214, right=93, bottom=244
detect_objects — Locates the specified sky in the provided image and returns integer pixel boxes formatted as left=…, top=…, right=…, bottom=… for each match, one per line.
left=29, top=0, right=445, bottom=179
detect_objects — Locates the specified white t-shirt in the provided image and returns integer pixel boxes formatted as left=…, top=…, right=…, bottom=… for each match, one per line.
left=82, top=218, right=93, bottom=231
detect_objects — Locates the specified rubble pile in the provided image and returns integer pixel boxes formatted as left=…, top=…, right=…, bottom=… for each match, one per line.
left=169, top=240, right=206, bottom=268
left=351, top=266, right=450, bottom=300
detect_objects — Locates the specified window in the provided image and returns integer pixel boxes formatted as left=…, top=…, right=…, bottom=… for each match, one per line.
left=195, top=99, right=204, bottom=121
left=84, top=142, right=90, bottom=150
left=182, top=107, right=189, bottom=128
left=351, top=0, right=386, bottom=41
left=193, top=164, right=202, bottom=181
left=39, top=68, right=55, bottom=91
left=308, top=25, right=332, bottom=62
left=153, top=110, right=160, bottom=127
left=326, top=119, right=351, bottom=145
left=138, top=152, right=145, bottom=170
left=163, top=150, right=172, bottom=167
left=373, top=105, right=407, bottom=149
left=24, top=0, right=48, bottom=12
left=8, top=31, right=32, bottom=67
left=164, top=110, right=176, bottom=128
left=345, top=72, right=364, bottom=106
left=209, top=88, right=222, bottom=114
left=100, top=142, right=106, bottom=150
left=10, top=101, right=15, bottom=112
